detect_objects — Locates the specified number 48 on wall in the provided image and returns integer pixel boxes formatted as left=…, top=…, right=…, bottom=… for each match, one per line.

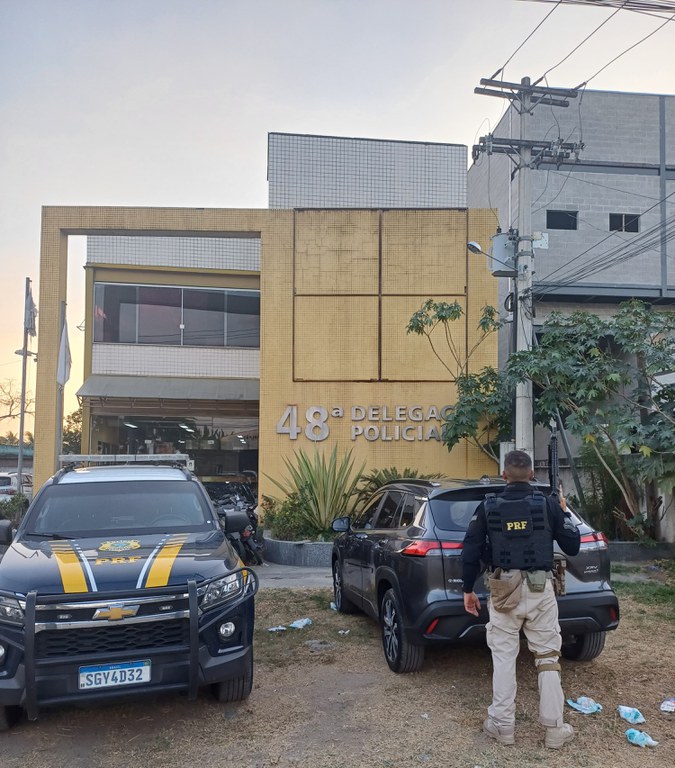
left=276, top=406, right=329, bottom=442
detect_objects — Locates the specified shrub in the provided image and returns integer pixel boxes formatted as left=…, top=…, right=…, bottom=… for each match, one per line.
left=262, top=491, right=332, bottom=541
left=0, top=494, right=29, bottom=525
left=353, top=467, right=444, bottom=512
left=265, top=446, right=365, bottom=536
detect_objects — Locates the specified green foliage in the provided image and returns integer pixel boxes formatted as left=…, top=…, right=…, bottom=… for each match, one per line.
left=613, top=580, right=675, bottom=622
left=0, top=494, right=29, bottom=525
left=353, top=466, right=444, bottom=511
left=441, top=368, right=513, bottom=462
left=406, top=300, right=502, bottom=380
left=261, top=491, right=327, bottom=541
left=265, top=446, right=365, bottom=534
left=407, top=300, right=504, bottom=463
left=576, top=443, right=624, bottom=539
left=62, top=407, right=83, bottom=454
left=506, top=301, right=675, bottom=521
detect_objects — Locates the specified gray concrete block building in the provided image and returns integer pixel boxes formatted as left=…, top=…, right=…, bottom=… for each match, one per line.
left=468, top=89, right=675, bottom=329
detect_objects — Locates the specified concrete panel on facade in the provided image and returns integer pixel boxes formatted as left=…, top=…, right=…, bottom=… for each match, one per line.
left=294, top=210, right=379, bottom=295
left=293, top=295, right=379, bottom=381
left=381, top=210, right=468, bottom=295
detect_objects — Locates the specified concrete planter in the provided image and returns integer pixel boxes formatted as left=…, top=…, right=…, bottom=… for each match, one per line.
left=262, top=531, right=333, bottom=567
left=608, top=541, right=675, bottom=562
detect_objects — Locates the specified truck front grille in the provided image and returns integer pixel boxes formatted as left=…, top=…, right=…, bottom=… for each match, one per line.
left=35, top=619, right=190, bottom=658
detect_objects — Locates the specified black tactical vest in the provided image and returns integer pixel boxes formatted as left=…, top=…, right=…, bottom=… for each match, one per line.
left=484, top=490, right=553, bottom=571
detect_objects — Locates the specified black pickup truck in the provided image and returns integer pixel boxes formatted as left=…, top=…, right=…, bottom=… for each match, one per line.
left=0, top=460, right=257, bottom=728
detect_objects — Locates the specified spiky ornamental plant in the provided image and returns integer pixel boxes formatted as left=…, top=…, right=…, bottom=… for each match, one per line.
left=266, top=446, right=365, bottom=532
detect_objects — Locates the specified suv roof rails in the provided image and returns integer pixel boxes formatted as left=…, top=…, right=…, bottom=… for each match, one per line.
left=380, top=478, right=442, bottom=489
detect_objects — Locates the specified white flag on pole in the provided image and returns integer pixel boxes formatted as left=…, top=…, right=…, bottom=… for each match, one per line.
left=56, top=320, right=71, bottom=386
left=24, top=282, right=37, bottom=338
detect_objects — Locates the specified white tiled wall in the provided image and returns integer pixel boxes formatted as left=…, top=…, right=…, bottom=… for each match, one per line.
left=93, top=344, right=260, bottom=378
left=269, top=133, right=467, bottom=209
left=87, top=236, right=261, bottom=272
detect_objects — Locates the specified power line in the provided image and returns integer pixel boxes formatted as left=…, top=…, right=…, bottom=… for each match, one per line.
left=533, top=2, right=627, bottom=85
left=577, top=11, right=675, bottom=86
left=536, top=188, right=675, bottom=287
left=536, top=211, right=675, bottom=295
left=493, top=1, right=564, bottom=79
left=546, top=169, right=671, bottom=202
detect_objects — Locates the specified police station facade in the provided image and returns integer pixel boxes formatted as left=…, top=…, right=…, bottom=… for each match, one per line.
left=33, top=135, right=498, bottom=494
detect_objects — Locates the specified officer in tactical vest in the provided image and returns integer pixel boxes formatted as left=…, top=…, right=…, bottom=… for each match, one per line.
left=462, top=450, right=580, bottom=750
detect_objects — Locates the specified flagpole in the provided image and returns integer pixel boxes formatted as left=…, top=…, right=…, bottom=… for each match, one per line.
left=17, top=278, right=31, bottom=497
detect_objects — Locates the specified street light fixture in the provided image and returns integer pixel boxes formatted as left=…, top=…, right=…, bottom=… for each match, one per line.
left=466, top=235, right=517, bottom=277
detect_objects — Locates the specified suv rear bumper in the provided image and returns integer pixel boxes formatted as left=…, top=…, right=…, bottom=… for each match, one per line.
left=407, top=588, right=619, bottom=644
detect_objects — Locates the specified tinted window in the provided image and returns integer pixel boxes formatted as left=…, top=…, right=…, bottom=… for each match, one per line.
left=227, top=291, right=260, bottom=347
left=184, top=289, right=225, bottom=346
left=429, top=487, right=587, bottom=532
left=0, top=477, right=11, bottom=488
left=353, top=493, right=384, bottom=529
left=25, top=481, right=213, bottom=536
left=397, top=494, right=420, bottom=528
left=609, top=213, right=639, bottom=233
left=546, top=210, right=577, bottom=230
left=374, top=491, right=403, bottom=529
left=138, top=287, right=182, bottom=344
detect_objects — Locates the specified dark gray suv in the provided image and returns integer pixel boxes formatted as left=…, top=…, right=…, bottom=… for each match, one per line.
left=331, top=478, right=619, bottom=673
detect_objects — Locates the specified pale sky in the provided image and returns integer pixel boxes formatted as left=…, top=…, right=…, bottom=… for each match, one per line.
left=1, top=0, right=674, bottom=433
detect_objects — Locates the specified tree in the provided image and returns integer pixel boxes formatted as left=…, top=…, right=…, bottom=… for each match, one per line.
left=62, top=407, right=83, bottom=454
left=444, top=301, right=675, bottom=536
left=406, top=300, right=510, bottom=463
left=1, top=431, right=18, bottom=446
left=0, top=379, right=33, bottom=423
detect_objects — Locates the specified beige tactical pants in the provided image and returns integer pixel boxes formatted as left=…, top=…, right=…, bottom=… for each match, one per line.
left=486, top=572, right=564, bottom=728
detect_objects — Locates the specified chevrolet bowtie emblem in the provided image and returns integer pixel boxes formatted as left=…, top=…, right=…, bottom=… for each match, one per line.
left=93, top=604, right=140, bottom=621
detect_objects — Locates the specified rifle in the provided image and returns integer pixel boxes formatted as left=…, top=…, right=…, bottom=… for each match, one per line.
left=548, top=421, right=567, bottom=596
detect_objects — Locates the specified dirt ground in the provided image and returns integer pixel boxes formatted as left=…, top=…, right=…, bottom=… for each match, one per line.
left=2, top=571, right=674, bottom=768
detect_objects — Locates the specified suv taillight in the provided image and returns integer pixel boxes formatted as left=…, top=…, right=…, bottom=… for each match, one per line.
left=402, top=541, right=463, bottom=556
left=580, top=532, right=608, bottom=550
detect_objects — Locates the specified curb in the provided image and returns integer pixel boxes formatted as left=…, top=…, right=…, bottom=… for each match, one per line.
left=262, top=532, right=333, bottom=567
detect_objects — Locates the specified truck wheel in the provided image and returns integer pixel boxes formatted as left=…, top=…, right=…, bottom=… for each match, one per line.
left=215, top=653, right=253, bottom=702
left=380, top=588, right=425, bottom=673
left=561, top=631, right=606, bottom=661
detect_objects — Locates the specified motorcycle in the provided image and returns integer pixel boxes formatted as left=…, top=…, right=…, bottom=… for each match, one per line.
left=216, top=493, right=264, bottom=566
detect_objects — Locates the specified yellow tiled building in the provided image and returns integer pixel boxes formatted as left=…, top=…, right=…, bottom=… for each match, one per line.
left=34, top=205, right=497, bottom=494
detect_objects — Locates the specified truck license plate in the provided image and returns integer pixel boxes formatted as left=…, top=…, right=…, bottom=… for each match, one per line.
left=79, top=660, right=151, bottom=690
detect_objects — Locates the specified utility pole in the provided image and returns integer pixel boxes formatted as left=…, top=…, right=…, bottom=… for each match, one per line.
left=473, top=76, right=583, bottom=459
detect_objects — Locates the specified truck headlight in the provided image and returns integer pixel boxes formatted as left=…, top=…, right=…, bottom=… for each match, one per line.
left=0, top=595, right=24, bottom=625
left=201, top=573, right=244, bottom=610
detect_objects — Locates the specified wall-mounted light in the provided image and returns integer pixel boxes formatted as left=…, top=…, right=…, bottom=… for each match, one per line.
left=123, top=421, right=138, bottom=429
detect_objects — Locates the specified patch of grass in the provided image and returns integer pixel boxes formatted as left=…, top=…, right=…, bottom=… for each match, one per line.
left=610, top=563, right=642, bottom=575
left=614, top=580, right=675, bottom=621
left=253, top=588, right=376, bottom=666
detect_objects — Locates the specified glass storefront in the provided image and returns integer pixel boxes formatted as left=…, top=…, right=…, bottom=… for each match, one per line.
left=89, top=414, right=259, bottom=480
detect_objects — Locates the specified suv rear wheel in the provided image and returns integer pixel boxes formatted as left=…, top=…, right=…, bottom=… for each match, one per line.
left=380, top=588, right=424, bottom=673
left=561, top=631, right=606, bottom=661
left=333, top=560, right=358, bottom=614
